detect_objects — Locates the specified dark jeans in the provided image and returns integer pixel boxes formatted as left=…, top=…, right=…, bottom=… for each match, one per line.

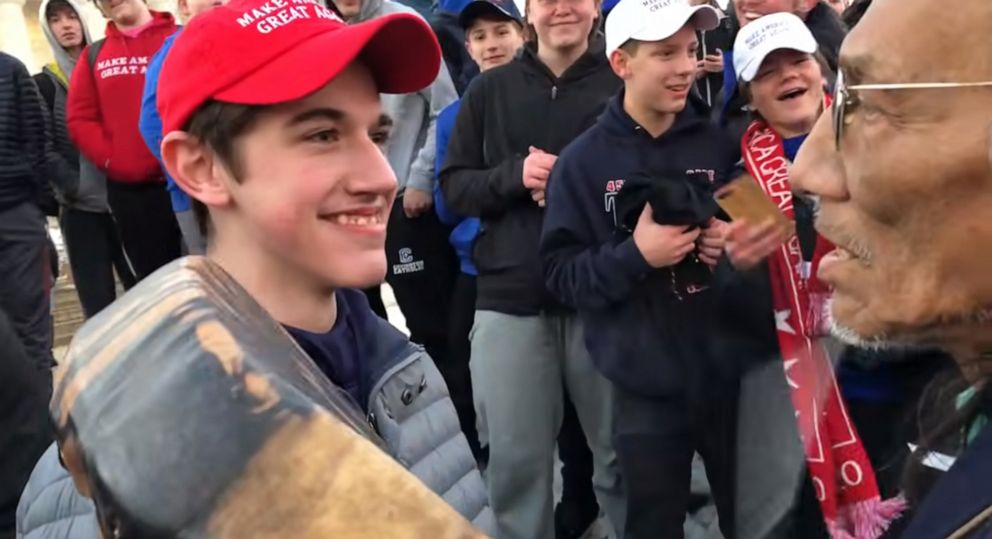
left=614, top=387, right=737, bottom=539
left=447, top=272, right=481, bottom=457
left=61, top=208, right=135, bottom=318
left=559, top=387, right=596, bottom=506
left=0, top=202, right=53, bottom=369
left=106, top=180, right=182, bottom=281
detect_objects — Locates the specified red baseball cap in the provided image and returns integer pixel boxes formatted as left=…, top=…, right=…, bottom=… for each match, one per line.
left=158, top=0, right=441, bottom=134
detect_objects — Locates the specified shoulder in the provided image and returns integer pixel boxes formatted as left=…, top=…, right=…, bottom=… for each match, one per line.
left=439, top=99, right=461, bottom=122
left=557, top=125, right=604, bottom=169
left=17, top=444, right=100, bottom=539
left=379, top=0, right=422, bottom=17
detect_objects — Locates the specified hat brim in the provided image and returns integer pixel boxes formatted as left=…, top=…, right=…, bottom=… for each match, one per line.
left=215, top=13, right=440, bottom=106
left=458, top=1, right=520, bottom=29
left=737, top=39, right=818, bottom=83
left=628, top=5, right=721, bottom=44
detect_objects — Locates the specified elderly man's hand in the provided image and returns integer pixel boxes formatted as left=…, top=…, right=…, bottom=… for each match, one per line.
left=725, top=219, right=790, bottom=270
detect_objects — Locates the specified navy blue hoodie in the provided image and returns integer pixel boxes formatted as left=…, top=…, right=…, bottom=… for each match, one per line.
left=540, top=91, right=742, bottom=397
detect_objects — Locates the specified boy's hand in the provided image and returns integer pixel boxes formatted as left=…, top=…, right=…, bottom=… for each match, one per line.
left=403, top=188, right=432, bottom=218
left=702, top=50, right=724, bottom=73
left=531, top=188, right=546, bottom=207
left=699, top=218, right=729, bottom=267
left=632, top=204, right=701, bottom=269
left=523, top=146, right=556, bottom=191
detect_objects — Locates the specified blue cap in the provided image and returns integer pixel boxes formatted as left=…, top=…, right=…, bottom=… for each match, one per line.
left=458, top=0, right=523, bottom=29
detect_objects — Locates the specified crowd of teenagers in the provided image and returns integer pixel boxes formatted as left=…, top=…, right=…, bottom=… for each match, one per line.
left=2, top=0, right=991, bottom=538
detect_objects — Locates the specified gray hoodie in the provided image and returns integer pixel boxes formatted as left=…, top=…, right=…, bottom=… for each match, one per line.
left=351, top=0, right=457, bottom=194
left=37, top=0, right=109, bottom=213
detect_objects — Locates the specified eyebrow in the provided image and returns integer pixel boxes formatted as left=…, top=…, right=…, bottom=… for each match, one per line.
left=286, top=107, right=346, bottom=128
left=840, top=51, right=893, bottom=86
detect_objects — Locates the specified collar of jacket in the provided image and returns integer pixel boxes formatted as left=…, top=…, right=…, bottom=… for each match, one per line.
left=601, top=87, right=710, bottom=139
left=520, top=35, right=609, bottom=83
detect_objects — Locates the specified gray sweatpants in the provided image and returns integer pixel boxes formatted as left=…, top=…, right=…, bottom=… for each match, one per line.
left=470, top=310, right=625, bottom=539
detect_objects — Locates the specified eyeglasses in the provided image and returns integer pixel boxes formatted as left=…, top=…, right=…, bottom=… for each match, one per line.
left=832, top=70, right=992, bottom=150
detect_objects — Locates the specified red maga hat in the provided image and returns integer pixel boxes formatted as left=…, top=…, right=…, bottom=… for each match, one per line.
left=158, top=0, right=441, bottom=133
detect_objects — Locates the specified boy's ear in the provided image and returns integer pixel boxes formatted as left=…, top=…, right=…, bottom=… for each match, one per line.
left=161, top=131, right=232, bottom=211
left=608, top=48, right=630, bottom=80
left=177, top=0, right=192, bottom=20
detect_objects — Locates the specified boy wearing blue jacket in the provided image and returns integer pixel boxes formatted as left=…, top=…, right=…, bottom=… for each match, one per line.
left=539, top=0, right=742, bottom=537
left=138, top=0, right=229, bottom=255
left=433, top=0, right=524, bottom=460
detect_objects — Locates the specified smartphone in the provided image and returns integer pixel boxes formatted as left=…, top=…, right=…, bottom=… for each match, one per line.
left=714, top=175, right=793, bottom=234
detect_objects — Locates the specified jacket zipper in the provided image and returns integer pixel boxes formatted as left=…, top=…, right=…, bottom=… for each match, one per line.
left=551, top=85, right=558, bottom=100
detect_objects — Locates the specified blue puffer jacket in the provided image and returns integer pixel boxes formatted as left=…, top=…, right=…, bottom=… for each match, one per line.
left=16, top=291, right=494, bottom=537
left=16, top=446, right=99, bottom=539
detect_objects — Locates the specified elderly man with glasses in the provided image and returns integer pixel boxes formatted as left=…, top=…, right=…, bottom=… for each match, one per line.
left=791, top=0, right=992, bottom=537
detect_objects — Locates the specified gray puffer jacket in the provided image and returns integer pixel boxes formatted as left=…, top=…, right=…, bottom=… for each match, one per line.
left=16, top=289, right=494, bottom=538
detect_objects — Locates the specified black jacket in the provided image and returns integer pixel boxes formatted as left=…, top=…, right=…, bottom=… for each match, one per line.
left=439, top=40, right=621, bottom=315
left=0, top=53, right=68, bottom=214
left=540, top=91, right=743, bottom=396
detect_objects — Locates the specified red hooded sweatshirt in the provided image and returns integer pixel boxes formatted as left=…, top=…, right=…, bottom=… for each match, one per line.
left=67, top=11, right=176, bottom=184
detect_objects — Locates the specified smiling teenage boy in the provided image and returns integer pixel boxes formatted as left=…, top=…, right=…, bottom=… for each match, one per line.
left=539, top=0, right=744, bottom=537
left=156, top=0, right=493, bottom=531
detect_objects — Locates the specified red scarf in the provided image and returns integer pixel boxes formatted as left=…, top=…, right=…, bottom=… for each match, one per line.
left=742, top=108, right=905, bottom=539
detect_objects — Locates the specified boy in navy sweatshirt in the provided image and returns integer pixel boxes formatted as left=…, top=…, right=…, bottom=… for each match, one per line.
left=540, top=0, right=742, bottom=536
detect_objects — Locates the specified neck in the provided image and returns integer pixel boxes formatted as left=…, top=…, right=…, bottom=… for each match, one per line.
left=537, top=40, right=589, bottom=77
left=66, top=45, right=83, bottom=60
left=769, top=112, right=819, bottom=139
left=623, top=91, right=677, bottom=138
left=117, top=10, right=154, bottom=30
left=209, top=232, right=338, bottom=334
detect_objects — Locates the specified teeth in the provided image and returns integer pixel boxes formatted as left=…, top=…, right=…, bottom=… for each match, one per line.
left=333, top=214, right=380, bottom=226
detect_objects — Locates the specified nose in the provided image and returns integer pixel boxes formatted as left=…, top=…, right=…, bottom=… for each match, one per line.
left=345, top=137, right=398, bottom=199
left=676, top=52, right=697, bottom=78
left=791, top=111, right=848, bottom=203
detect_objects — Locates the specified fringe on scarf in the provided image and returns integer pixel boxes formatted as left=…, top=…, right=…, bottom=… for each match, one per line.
left=828, top=495, right=908, bottom=539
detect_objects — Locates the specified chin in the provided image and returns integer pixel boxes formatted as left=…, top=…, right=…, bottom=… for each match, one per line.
left=326, top=253, right=387, bottom=290
left=827, top=296, right=894, bottom=350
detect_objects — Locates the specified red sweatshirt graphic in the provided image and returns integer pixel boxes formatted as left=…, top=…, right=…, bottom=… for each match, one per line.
left=67, top=11, right=176, bottom=184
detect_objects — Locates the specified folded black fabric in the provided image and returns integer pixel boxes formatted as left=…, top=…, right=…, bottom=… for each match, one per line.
left=615, top=173, right=718, bottom=231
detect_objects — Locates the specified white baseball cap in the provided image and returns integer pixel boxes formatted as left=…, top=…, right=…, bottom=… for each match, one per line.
left=605, top=0, right=721, bottom=58
left=732, top=12, right=818, bottom=83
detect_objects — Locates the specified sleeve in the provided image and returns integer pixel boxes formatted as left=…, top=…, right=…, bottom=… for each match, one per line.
left=404, top=64, right=457, bottom=194
left=433, top=104, right=461, bottom=227
left=438, top=79, right=529, bottom=218
left=67, top=45, right=112, bottom=172
left=139, top=45, right=166, bottom=164
left=15, top=64, right=74, bottom=210
left=539, top=151, right=652, bottom=311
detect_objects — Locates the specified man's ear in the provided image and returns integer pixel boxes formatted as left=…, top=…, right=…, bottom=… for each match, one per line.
left=161, top=131, right=232, bottom=211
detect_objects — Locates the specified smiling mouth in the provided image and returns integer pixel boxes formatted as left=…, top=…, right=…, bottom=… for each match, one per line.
left=318, top=208, right=387, bottom=233
left=777, top=87, right=808, bottom=101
